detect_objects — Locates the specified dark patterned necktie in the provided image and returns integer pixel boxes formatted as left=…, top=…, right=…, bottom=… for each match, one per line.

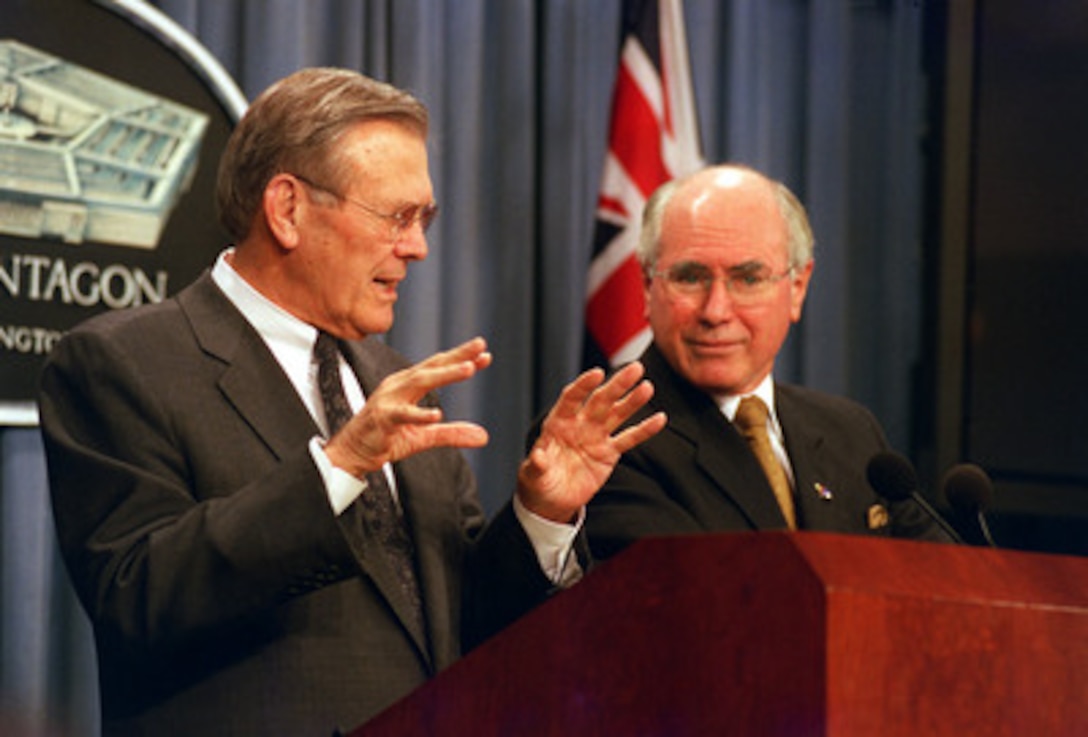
left=313, top=331, right=425, bottom=636
left=314, top=331, right=353, bottom=436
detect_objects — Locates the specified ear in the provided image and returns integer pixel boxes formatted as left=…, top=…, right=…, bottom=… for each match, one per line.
left=789, top=260, right=814, bottom=323
left=263, top=173, right=305, bottom=249
left=642, top=268, right=654, bottom=320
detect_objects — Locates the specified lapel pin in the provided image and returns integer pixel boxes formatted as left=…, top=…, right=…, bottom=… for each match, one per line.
left=868, top=503, right=890, bottom=530
left=814, top=482, right=833, bottom=501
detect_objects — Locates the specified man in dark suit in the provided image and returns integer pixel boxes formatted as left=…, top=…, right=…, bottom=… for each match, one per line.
left=38, top=68, right=664, bottom=736
left=588, top=164, right=951, bottom=560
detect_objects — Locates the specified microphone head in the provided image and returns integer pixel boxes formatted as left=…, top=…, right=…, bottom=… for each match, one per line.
left=943, top=463, right=994, bottom=515
left=866, top=451, right=918, bottom=502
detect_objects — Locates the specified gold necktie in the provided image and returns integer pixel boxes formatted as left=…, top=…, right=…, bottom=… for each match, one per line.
left=734, top=396, right=796, bottom=529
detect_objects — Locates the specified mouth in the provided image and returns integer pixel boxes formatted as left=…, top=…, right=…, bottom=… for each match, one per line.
left=373, top=275, right=402, bottom=297
left=687, top=337, right=744, bottom=355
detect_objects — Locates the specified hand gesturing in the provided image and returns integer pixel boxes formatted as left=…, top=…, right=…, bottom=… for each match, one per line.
left=325, top=337, right=491, bottom=478
left=517, top=362, right=666, bottom=523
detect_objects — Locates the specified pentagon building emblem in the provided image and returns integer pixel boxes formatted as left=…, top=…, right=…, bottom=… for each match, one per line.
left=0, top=39, right=209, bottom=250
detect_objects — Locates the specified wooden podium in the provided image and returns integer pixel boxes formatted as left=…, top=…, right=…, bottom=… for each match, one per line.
left=352, top=532, right=1088, bottom=736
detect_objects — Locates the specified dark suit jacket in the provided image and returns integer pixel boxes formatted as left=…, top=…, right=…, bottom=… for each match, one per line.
left=588, top=344, right=951, bottom=559
left=38, top=273, right=549, bottom=736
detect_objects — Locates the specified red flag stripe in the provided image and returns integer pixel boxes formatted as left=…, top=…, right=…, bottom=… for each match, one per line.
left=609, top=62, right=670, bottom=198
left=585, top=255, right=648, bottom=358
left=596, top=193, right=629, bottom=222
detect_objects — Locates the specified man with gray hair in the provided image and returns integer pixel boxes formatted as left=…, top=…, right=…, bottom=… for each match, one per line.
left=586, top=164, right=950, bottom=560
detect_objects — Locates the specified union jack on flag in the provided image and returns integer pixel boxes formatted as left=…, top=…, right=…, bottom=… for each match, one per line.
left=583, top=0, right=704, bottom=368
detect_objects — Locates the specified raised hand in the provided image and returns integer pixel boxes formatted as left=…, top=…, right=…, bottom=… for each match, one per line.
left=517, top=361, right=667, bottom=523
left=325, top=337, right=492, bottom=478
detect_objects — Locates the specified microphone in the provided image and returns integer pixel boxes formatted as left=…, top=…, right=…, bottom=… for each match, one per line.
left=865, top=451, right=964, bottom=544
left=942, top=463, right=997, bottom=548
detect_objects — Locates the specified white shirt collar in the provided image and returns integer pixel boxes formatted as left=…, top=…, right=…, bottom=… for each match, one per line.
left=718, top=374, right=778, bottom=425
left=210, top=248, right=317, bottom=356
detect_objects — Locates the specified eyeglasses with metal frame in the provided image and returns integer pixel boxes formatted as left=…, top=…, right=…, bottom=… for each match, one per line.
left=651, top=260, right=794, bottom=305
left=291, top=173, right=439, bottom=239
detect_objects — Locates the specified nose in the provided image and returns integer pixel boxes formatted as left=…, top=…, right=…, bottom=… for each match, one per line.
left=700, top=277, right=736, bottom=322
left=394, top=225, right=429, bottom=261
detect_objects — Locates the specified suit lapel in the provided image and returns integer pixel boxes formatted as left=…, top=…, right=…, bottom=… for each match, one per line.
left=178, top=275, right=318, bottom=459
left=776, top=386, right=854, bottom=531
left=340, top=489, right=432, bottom=661
left=643, top=346, right=789, bottom=530
left=776, top=387, right=821, bottom=495
left=392, top=455, right=454, bottom=666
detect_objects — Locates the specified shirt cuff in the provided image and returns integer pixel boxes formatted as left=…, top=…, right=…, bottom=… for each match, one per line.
left=512, top=494, right=585, bottom=587
left=309, top=436, right=367, bottom=515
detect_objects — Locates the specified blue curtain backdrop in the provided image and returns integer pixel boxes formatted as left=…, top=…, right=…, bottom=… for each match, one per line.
left=0, top=1, right=927, bottom=733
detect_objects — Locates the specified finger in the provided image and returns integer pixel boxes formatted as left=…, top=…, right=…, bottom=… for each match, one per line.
left=549, top=367, right=606, bottom=419
left=382, top=337, right=489, bottom=395
left=585, top=361, right=647, bottom=408
left=568, top=368, right=653, bottom=436
left=518, top=445, right=549, bottom=483
left=384, top=404, right=443, bottom=425
left=571, top=362, right=648, bottom=427
left=415, top=336, right=489, bottom=370
left=381, top=350, right=490, bottom=402
left=421, top=422, right=489, bottom=450
left=600, top=378, right=656, bottom=429
left=472, top=350, right=493, bottom=372
left=610, top=411, right=667, bottom=454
